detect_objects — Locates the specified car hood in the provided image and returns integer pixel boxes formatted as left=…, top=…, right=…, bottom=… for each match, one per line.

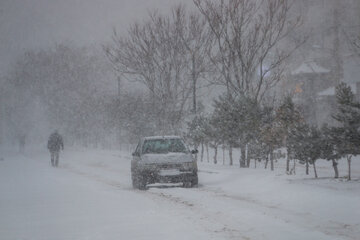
left=141, top=152, right=193, bottom=164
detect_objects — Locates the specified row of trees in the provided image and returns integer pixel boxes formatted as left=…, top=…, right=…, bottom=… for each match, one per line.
left=104, top=0, right=304, bottom=132
left=1, top=0, right=305, bottom=148
left=186, top=83, right=360, bottom=180
left=186, top=94, right=297, bottom=168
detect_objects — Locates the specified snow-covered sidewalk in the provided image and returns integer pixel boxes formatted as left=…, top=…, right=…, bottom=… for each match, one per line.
left=0, top=149, right=359, bottom=240
left=0, top=151, right=212, bottom=240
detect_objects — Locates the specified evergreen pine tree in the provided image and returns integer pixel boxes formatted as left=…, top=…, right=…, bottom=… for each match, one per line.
left=211, top=95, right=238, bottom=165
left=307, top=126, right=321, bottom=178
left=207, top=117, right=222, bottom=164
left=247, top=139, right=267, bottom=168
left=332, top=83, right=360, bottom=180
left=259, top=106, right=282, bottom=171
left=211, top=94, right=261, bottom=167
left=276, top=95, right=302, bottom=173
left=186, top=114, right=210, bottom=162
left=319, top=124, right=340, bottom=178
left=289, top=121, right=310, bottom=175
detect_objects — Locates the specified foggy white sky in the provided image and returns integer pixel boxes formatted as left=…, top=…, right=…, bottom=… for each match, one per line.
left=0, top=0, right=193, bottom=73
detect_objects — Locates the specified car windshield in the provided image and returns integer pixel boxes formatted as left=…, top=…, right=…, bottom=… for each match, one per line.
left=142, top=138, right=188, bottom=154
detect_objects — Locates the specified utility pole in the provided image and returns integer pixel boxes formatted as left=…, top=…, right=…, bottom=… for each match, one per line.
left=0, top=78, right=3, bottom=157
left=0, top=87, right=2, bottom=156
left=117, top=76, right=121, bottom=151
left=333, top=0, right=343, bottom=85
left=192, top=55, right=197, bottom=115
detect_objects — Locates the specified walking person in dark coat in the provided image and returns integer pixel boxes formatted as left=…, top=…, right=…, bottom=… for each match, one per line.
left=47, top=130, right=64, bottom=167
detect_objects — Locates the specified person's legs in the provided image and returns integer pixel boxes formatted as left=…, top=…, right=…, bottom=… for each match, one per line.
left=55, top=151, right=59, bottom=167
left=51, top=151, right=55, bottom=166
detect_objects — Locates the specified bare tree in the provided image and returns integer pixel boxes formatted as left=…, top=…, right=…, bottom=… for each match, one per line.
left=193, top=0, right=302, bottom=102
left=173, top=5, right=212, bottom=114
left=105, top=9, right=194, bottom=133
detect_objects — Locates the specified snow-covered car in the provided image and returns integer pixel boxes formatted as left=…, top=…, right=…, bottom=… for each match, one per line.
left=131, top=136, right=198, bottom=190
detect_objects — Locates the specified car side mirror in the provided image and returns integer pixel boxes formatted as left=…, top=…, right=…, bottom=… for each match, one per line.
left=132, top=152, right=138, bottom=157
left=191, top=149, right=198, bottom=154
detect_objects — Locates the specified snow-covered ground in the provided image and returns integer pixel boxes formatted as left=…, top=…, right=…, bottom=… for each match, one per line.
left=1, top=148, right=359, bottom=240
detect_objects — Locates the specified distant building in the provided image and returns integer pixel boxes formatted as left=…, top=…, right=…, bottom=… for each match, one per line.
left=289, top=61, right=334, bottom=126
left=279, top=0, right=360, bottom=127
left=285, top=59, right=360, bottom=126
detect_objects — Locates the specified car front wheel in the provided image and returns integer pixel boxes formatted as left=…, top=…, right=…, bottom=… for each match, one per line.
left=132, top=173, right=147, bottom=190
left=183, top=173, right=198, bottom=188
left=191, top=175, right=198, bottom=187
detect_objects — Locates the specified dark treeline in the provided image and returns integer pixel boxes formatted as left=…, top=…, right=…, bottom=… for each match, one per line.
left=186, top=83, right=360, bottom=180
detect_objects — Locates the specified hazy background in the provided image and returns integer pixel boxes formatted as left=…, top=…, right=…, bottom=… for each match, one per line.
left=1, top=0, right=359, bottom=151
left=0, top=0, right=194, bottom=73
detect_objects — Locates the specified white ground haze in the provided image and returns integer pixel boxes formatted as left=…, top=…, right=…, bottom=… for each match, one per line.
left=0, top=147, right=359, bottom=240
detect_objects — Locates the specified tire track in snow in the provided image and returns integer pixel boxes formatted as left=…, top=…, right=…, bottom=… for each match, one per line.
left=59, top=163, right=250, bottom=240
left=60, top=156, right=357, bottom=240
left=155, top=181, right=358, bottom=240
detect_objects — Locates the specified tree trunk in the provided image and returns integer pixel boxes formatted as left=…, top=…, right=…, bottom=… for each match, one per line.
left=192, top=55, right=197, bottom=114
left=265, top=154, right=269, bottom=169
left=332, top=159, right=339, bottom=178
left=214, top=146, right=218, bottom=164
left=206, top=143, right=209, bottom=162
left=254, top=159, right=257, bottom=168
left=286, top=150, right=290, bottom=173
left=246, top=144, right=251, bottom=168
left=270, top=150, right=274, bottom=171
left=222, top=145, right=225, bottom=165
left=292, top=159, right=296, bottom=175
left=200, top=142, right=204, bottom=162
left=194, top=144, right=198, bottom=161
left=313, top=161, right=318, bottom=178
left=240, top=146, right=246, bottom=168
left=229, top=146, right=233, bottom=166
left=306, top=161, right=309, bottom=175
left=347, top=155, right=352, bottom=181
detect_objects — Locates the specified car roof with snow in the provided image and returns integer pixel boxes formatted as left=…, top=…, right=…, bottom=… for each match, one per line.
left=143, top=135, right=182, bottom=140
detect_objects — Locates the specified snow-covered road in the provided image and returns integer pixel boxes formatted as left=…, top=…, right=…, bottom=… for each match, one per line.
left=1, top=149, right=359, bottom=240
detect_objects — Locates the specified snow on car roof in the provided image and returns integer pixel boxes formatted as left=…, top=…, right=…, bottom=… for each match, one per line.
left=143, top=135, right=182, bottom=140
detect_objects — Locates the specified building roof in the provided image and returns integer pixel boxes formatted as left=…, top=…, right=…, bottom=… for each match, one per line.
left=292, top=62, right=330, bottom=75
